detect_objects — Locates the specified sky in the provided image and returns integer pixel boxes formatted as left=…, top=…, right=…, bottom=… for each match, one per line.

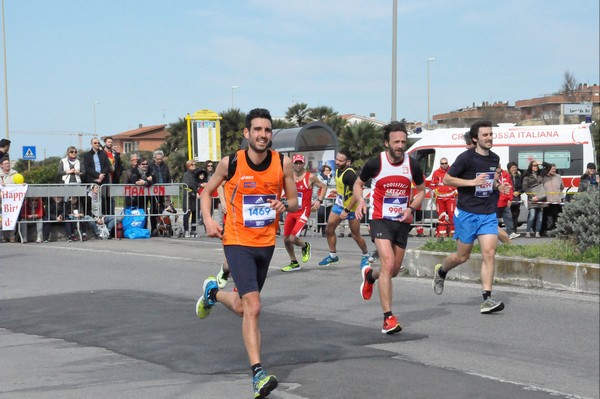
left=1, top=0, right=599, bottom=159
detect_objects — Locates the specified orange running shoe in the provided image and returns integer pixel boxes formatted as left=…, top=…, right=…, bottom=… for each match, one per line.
left=381, top=315, right=402, bottom=335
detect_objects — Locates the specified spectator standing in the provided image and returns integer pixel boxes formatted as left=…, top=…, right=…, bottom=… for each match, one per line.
left=432, top=121, right=510, bottom=314
left=122, top=153, right=140, bottom=183
left=148, top=150, right=171, bottom=235
left=82, top=138, right=110, bottom=185
left=318, top=149, right=370, bottom=268
left=542, top=163, right=564, bottom=233
left=18, top=197, right=44, bottom=243
left=58, top=146, right=83, bottom=184
left=507, top=161, right=523, bottom=235
left=280, top=154, right=326, bottom=272
left=194, top=168, right=209, bottom=232
left=496, top=164, right=518, bottom=239
left=522, top=160, right=546, bottom=238
left=103, top=137, right=123, bottom=184
left=0, top=138, right=11, bottom=159
left=0, top=156, right=17, bottom=184
left=203, top=160, right=221, bottom=218
left=182, top=160, right=199, bottom=237
left=204, top=160, right=215, bottom=179
left=431, top=157, right=457, bottom=238
left=317, top=164, right=335, bottom=236
left=0, top=157, right=18, bottom=242
left=126, top=158, right=154, bottom=210
left=577, top=162, right=599, bottom=192
left=103, top=137, right=123, bottom=216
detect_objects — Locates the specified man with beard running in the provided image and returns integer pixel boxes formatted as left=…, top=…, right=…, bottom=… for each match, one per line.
left=195, top=108, right=298, bottom=398
left=353, top=121, right=425, bottom=334
left=318, top=149, right=370, bottom=268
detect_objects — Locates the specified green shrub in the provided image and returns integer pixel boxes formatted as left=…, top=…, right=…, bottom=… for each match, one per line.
left=555, top=190, right=600, bottom=253
left=421, top=238, right=598, bottom=263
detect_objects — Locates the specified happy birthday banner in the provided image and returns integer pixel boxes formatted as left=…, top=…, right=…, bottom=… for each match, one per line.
left=1, top=184, right=28, bottom=231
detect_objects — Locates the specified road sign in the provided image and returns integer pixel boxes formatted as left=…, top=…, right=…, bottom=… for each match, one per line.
left=23, top=146, right=36, bottom=160
left=562, top=102, right=592, bottom=115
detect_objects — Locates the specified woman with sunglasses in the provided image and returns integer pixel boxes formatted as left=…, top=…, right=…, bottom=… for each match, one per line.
left=58, top=146, right=82, bottom=184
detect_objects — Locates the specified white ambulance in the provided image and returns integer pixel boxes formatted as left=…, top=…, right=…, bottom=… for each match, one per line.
left=407, top=123, right=597, bottom=222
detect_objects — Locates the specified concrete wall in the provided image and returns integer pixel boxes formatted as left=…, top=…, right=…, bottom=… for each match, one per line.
left=405, top=250, right=599, bottom=295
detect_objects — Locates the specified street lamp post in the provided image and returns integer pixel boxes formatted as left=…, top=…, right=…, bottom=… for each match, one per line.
left=2, top=0, right=9, bottom=139
left=93, top=101, right=99, bottom=136
left=427, top=57, right=435, bottom=130
left=231, top=85, right=239, bottom=109
left=391, top=0, right=397, bottom=121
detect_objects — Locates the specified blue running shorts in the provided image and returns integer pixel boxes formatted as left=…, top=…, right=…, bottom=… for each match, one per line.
left=453, top=209, right=497, bottom=244
left=332, top=204, right=357, bottom=220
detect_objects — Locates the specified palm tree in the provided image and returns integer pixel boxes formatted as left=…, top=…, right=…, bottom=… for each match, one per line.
left=309, top=106, right=337, bottom=122
left=220, top=108, right=246, bottom=155
left=285, top=103, right=312, bottom=126
left=324, top=114, right=348, bottom=137
left=339, top=122, right=384, bottom=169
left=272, top=119, right=295, bottom=129
left=160, top=118, right=188, bottom=182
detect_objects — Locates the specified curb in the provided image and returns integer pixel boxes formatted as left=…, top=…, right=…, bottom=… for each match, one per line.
left=404, top=250, right=600, bottom=295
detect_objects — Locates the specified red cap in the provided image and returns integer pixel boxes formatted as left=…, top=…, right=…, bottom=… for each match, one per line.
left=292, top=154, right=305, bottom=163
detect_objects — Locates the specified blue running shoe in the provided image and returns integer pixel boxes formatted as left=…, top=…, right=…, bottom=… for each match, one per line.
left=253, top=370, right=278, bottom=398
left=360, top=255, right=369, bottom=269
left=318, top=255, right=339, bottom=266
left=196, top=276, right=218, bottom=319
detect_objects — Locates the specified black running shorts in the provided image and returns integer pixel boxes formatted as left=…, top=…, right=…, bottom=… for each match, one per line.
left=369, top=219, right=411, bottom=249
left=223, top=245, right=275, bottom=296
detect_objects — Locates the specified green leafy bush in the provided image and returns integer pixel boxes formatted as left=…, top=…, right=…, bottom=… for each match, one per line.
left=555, top=189, right=600, bottom=253
left=421, top=236, right=599, bottom=263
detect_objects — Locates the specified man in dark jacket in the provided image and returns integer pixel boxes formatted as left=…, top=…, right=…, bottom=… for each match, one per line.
left=82, top=138, right=110, bottom=185
left=182, top=160, right=200, bottom=237
left=148, top=150, right=170, bottom=235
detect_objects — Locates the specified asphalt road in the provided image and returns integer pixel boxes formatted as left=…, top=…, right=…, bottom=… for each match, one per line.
left=0, top=234, right=598, bottom=399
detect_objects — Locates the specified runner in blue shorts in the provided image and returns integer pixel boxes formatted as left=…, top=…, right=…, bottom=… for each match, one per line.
left=318, top=149, right=370, bottom=268
left=431, top=121, right=512, bottom=314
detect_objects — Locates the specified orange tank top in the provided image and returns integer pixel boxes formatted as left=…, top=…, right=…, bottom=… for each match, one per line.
left=222, top=149, right=283, bottom=247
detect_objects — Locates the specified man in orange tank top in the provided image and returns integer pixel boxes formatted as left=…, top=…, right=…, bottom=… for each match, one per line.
left=195, top=108, right=298, bottom=399
left=281, top=154, right=327, bottom=272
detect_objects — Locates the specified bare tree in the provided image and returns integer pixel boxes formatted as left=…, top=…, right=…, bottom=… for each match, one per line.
left=561, top=71, right=578, bottom=102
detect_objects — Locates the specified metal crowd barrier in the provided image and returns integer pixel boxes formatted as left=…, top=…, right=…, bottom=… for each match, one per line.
left=9, top=183, right=188, bottom=243
left=16, top=183, right=94, bottom=243
left=100, top=183, right=188, bottom=236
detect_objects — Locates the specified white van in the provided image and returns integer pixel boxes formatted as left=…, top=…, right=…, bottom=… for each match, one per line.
left=407, top=123, right=597, bottom=222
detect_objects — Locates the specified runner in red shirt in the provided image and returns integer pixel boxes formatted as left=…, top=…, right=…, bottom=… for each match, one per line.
left=281, top=154, right=327, bottom=272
